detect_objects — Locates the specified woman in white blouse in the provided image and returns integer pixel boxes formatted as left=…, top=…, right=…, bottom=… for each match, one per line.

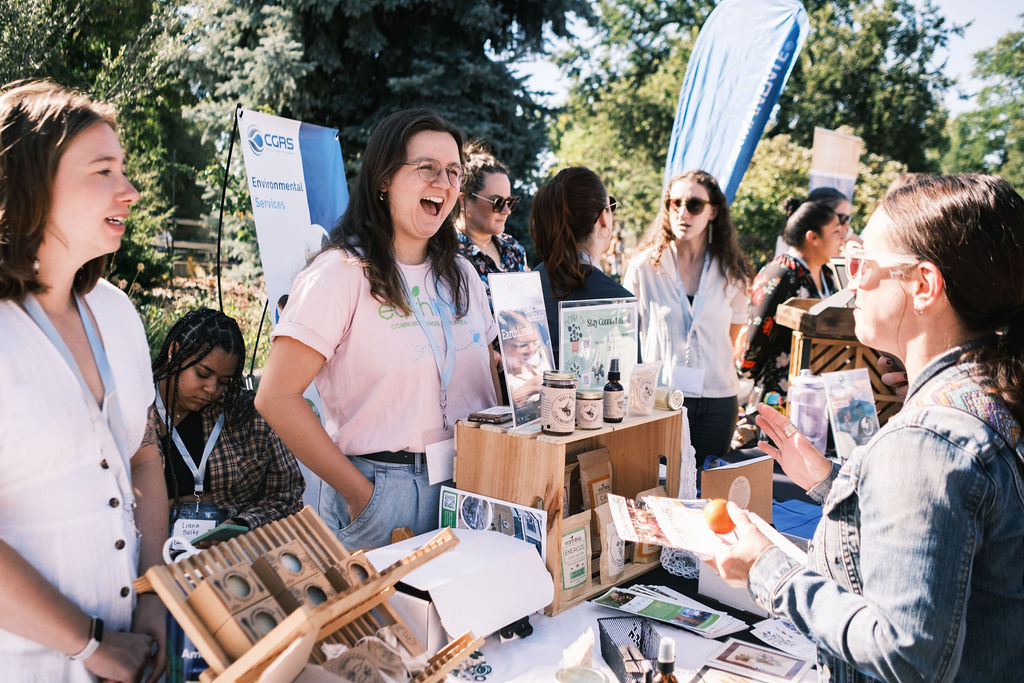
left=0, top=81, right=166, bottom=682
left=624, top=170, right=751, bottom=465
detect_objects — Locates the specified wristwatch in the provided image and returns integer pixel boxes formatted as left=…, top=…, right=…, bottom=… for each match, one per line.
left=68, top=616, right=103, bottom=661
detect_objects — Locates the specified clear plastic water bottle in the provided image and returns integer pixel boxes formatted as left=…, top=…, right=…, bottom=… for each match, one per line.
left=788, top=370, right=829, bottom=453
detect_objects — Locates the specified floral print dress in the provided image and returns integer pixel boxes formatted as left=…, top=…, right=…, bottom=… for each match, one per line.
left=739, top=253, right=836, bottom=399
left=455, top=231, right=529, bottom=300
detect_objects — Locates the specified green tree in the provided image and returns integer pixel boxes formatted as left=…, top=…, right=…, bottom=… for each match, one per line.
left=940, top=18, right=1024, bottom=190
left=0, top=0, right=202, bottom=290
left=768, top=0, right=960, bottom=171
left=176, top=0, right=590, bottom=268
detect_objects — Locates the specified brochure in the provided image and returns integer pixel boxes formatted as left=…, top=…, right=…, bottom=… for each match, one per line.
left=591, top=585, right=746, bottom=639
left=822, top=368, right=880, bottom=461
left=489, top=272, right=556, bottom=428
left=438, top=485, right=547, bottom=562
left=606, top=494, right=808, bottom=564
left=557, top=298, right=638, bottom=390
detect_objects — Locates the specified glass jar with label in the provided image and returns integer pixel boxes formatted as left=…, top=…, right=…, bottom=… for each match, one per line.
left=575, top=390, right=604, bottom=429
left=541, top=371, right=577, bottom=436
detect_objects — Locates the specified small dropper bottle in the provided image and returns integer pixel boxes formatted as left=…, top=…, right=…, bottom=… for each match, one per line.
left=603, top=358, right=624, bottom=423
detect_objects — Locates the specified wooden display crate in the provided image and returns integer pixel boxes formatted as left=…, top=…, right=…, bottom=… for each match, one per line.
left=776, top=298, right=902, bottom=425
left=453, top=409, right=684, bottom=615
left=134, top=507, right=482, bottom=682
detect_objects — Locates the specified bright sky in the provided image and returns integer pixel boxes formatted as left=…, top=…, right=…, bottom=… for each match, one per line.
left=519, top=2, right=1024, bottom=114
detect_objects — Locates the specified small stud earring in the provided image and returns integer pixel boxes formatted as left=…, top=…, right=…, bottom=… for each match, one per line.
left=32, top=258, right=39, bottom=274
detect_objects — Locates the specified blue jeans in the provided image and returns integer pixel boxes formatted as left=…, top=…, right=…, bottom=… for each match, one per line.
left=319, top=455, right=444, bottom=550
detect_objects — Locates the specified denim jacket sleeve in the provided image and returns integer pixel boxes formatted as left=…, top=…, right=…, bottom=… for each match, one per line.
left=748, top=420, right=991, bottom=682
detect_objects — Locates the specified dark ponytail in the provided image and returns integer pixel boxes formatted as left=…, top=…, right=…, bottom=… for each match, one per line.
left=530, top=167, right=607, bottom=298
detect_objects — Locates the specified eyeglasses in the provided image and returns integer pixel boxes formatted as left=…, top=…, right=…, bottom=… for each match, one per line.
left=836, top=213, right=851, bottom=226
left=402, top=159, right=464, bottom=188
left=607, top=196, right=618, bottom=213
left=845, top=244, right=919, bottom=284
left=665, top=196, right=711, bottom=215
left=471, top=193, right=520, bottom=213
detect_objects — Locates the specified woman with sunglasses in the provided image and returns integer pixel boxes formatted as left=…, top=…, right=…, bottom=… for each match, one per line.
left=256, top=109, right=498, bottom=551
left=739, top=200, right=844, bottom=404
left=773, top=186, right=853, bottom=257
left=716, top=175, right=1024, bottom=681
left=624, top=170, right=751, bottom=463
left=455, top=141, right=527, bottom=297
left=530, top=167, right=632, bottom=363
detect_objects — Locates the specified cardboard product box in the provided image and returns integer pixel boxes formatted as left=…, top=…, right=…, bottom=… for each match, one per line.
left=366, top=528, right=553, bottom=656
left=700, top=455, right=774, bottom=523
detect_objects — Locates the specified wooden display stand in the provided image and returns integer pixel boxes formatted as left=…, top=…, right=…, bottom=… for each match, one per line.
left=775, top=297, right=902, bottom=425
left=134, top=507, right=482, bottom=682
left=454, top=409, right=684, bottom=615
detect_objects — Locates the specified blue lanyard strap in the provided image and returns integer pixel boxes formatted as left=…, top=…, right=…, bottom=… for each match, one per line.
left=154, top=391, right=224, bottom=495
left=23, top=294, right=115, bottom=415
left=402, top=270, right=456, bottom=431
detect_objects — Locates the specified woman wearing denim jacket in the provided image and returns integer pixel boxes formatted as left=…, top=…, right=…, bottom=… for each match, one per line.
left=715, top=175, right=1024, bottom=682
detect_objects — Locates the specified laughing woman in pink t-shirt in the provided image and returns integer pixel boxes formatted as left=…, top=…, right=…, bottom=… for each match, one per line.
left=256, top=109, right=499, bottom=550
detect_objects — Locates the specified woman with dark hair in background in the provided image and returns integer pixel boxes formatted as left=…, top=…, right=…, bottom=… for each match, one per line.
left=774, top=186, right=853, bottom=257
left=530, top=166, right=631, bottom=362
left=624, top=170, right=751, bottom=463
left=0, top=80, right=165, bottom=681
left=740, top=200, right=844, bottom=402
left=256, top=109, right=498, bottom=550
left=455, top=140, right=527, bottom=296
left=717, top=174, right=1024, bottom=681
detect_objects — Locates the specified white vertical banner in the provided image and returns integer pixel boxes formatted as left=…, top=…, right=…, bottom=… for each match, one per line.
left=238, top=108, right=350, bottom=509
left=809, top=127, right=863, bottom=200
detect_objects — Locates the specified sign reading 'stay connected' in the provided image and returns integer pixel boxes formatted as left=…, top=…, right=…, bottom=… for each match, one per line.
left=237, top=108, right=348, bottom=323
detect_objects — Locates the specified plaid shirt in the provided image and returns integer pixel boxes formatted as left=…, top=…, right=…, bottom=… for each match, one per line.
left=158, top=394, right=304, bottom=529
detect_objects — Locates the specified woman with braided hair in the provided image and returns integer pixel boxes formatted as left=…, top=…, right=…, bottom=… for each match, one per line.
left=152, top=308, right=303, bottom=537
left=152, top=308, right=303, bottom=682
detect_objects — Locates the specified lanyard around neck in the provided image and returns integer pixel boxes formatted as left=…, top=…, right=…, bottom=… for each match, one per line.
left=154, top=390, right=224, bottom=495
left=677, top=250, right=712, bottom=344
left=23, top=293, right=115, bottom=416
left=402, top=269, right=456, bottom=431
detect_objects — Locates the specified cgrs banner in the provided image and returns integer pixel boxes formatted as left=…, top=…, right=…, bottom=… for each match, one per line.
left=664, top=0, right=809, bottom=203
left=237, top=107, right=349, bottom=323
left=238, top=108, right=348, bottom=509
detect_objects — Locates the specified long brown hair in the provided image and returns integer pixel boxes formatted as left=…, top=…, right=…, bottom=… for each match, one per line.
left=0, top=80, right=118, bottom=301
left=881, top=174, right=1024, bottom=425
left=634, top=170, right=751, bottom=285
left=529, top=167, right=607, bottom=298
left=327, top=108, right=468, bottom=318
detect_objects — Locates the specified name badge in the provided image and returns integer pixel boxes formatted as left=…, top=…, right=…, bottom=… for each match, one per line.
left=425, top=438, right=456, bottom=485
left=169, top=517, right=218, bottom=552
left=672, top=366, right=705, bottom=398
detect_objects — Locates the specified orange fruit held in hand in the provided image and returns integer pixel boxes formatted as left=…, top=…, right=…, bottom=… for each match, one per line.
left=704, top=498, right=735, bottom=535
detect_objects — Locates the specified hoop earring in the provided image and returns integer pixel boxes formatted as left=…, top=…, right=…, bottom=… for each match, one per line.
left=33, top=258, right=40, bottom=274
left=378, top=191, right=386, bottom=201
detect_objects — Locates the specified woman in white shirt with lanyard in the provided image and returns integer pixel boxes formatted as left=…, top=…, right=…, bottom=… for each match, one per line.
left=0, top=80, right=166, bottom=682
left=739, top=200, right=844, bottom=404
left=256, top=109, right=499, bottom=551
left=624, top=170, right=752, bottom=464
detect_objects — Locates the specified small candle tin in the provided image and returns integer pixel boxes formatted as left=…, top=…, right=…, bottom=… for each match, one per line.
left=541, top=371, right=577, bottom=436
left=575, top=390, right=604, bottom=429
left=655, top=386, right=684, bottom=411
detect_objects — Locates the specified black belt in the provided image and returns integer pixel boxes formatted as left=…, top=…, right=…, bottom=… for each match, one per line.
left=355, top=450, right=423, bottom=465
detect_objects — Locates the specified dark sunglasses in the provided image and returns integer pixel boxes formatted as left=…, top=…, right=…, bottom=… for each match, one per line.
left=835, top=213, right=851, bottom=226
left=665, top=196, right=711, bottom=214
left=608, top=196, right=618, bottom=213
left=471, top=192, right=520, bottom=213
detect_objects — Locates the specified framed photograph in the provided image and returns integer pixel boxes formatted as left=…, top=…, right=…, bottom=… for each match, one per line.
left=706, top=638, right=811, bottom=682
left=489, top=272, right=556, bottom=428
left=557, top=298, right=638, bottom=391
left=822, top=368, right=880, bottom=461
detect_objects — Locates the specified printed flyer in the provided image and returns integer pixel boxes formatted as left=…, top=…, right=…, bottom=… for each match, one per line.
left=489, top=272, right=556, bottom=428
left=557, top=298, right=638, bottom=391
left=439, top=486, right=547, bottom=561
